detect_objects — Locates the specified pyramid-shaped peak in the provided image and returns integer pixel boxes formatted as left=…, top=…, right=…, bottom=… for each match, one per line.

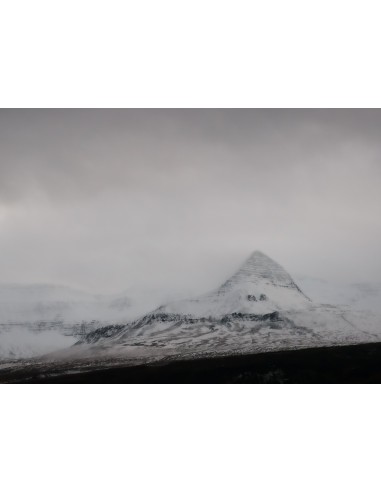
left=218, top=250, right=309, bottom=298
left=246, top=250, right=274, bottom=262
left=250, top=250, right=267, bottom=256
left=239, top=250, right=288, bottom=272
left=235, top=250, right=292, bottom=282
left=156, top=250, right=311, bottom=318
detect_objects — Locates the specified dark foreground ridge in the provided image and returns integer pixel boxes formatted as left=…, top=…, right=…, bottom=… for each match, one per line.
left=2, top=342, right=381, bottom=383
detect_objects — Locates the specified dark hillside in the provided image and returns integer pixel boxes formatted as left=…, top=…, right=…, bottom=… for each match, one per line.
left=2, top=341, right=381, bottom=383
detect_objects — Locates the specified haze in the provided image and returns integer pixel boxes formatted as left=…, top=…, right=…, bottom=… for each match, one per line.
left=0, top=109, right=380, bottom=299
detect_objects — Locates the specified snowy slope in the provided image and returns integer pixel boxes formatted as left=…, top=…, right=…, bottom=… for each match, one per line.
left=75, top=251, right=381, bottom=363
left=0, top=327, right=76, bottom=360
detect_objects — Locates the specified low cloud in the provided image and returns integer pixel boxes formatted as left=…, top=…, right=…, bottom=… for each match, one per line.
left=0, top=109, right=380, bottom=295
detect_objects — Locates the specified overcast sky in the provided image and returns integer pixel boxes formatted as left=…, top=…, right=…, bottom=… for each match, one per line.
left=0, top=109, right=380, bottom=296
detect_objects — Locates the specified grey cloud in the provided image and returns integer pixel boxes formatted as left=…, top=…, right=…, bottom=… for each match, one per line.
left=0, top=109, right=380, bottom=296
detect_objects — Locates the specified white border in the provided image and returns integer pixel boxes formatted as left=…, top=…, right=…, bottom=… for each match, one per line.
left=1, top=0, right=381, bottom=108
left=1, top=1, right=381, bottom=491
left=1, top=385, right=380, bottom=492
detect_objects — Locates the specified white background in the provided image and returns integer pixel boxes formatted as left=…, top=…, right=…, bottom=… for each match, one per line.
left=1, top=1, right=381, bottom=491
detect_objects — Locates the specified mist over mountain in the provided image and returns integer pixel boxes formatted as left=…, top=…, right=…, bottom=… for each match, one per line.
left=1, top=250, right=381, bottom=362
left=0, top=284, right=135, bottom=359
left=295, top=276, right=381, bottom=313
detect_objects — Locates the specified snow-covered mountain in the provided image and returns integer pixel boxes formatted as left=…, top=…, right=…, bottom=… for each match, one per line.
left=3, top=251, right=381, bottom=363
left=73, top=251, right=381, bottom=363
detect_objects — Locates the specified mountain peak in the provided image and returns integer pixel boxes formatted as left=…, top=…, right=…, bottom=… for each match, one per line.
left=155, top=250, right=311, bottom=317
left=245, top=250, right=274, bottom=264
left=218, top=251, right=309, bottom=299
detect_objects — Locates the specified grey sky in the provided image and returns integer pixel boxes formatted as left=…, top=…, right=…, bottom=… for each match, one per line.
left=0, top=109, right=380, bottom=296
